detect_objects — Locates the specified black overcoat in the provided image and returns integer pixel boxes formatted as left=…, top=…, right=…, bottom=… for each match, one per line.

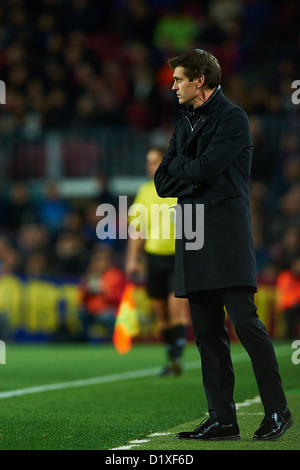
left=154, top=88, right=257, bottom=297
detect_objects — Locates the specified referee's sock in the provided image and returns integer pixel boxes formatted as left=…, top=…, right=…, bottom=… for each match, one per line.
left=162, top=325, right=187, bottom=363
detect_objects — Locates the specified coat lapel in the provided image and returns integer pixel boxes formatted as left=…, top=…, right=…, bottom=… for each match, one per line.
left=186, top=114, right=210, bottom=147
left=180, top=88, right=225, bottom=154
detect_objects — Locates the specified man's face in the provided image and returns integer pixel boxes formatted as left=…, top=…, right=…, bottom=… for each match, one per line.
left=172, top=66, right=200, bottom=107
left=146, top=149, right=162, bottom=178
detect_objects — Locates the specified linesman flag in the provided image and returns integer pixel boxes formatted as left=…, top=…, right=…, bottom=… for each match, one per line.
left=113, top=282, right=140, bottom=354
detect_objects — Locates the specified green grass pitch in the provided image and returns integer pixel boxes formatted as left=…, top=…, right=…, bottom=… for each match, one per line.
left=0, top=341, right=298, bottom=451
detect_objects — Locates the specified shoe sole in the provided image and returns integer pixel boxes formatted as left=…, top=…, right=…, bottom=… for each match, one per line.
left=176, top=434, right=241, bottom=441
left=202, top=434, right=241, bottom=441
left=253, top=417, right=293, bottom=441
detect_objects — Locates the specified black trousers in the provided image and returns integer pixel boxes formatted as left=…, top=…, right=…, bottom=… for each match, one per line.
left=188, top=287, right=287, bottom=424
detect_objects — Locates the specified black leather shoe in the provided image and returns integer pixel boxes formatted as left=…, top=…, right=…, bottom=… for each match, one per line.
left=176, top=417, right=240, bottom=441
left=253, top=407, right=293, bottom=440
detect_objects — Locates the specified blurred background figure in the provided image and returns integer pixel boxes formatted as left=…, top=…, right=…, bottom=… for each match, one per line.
left=0, top=243, right=20, bottom=276
left=276, top=257, right=300, bottom=339
left=2, top=182, right=37, bottom=233
left=53, top=230, right=89, bottom=277
left=37, top=181, right=72, bottom=236
left=24, top=250, right=52, bottom=278
left=126, top=146, right=189, bottom=376
left=78, top=244, right=127, bottom=341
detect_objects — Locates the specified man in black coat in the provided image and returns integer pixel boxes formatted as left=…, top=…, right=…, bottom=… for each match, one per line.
left=154, top=49, right=292, bottom=441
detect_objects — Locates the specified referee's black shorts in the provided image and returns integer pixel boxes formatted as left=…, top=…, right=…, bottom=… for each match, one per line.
left=146, top=253, right=175, bottom=300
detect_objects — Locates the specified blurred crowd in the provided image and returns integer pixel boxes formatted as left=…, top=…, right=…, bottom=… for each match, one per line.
left=0, top=0, right=299, bottom=337
left=0, top=179, right=125, bottom=278
left=0, top=133, right=298, bottom=287
left=0, top=0, right=299, bottom=135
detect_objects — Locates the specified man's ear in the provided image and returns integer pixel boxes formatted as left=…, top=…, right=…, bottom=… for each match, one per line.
left=196, top=75, right=205, bottom=88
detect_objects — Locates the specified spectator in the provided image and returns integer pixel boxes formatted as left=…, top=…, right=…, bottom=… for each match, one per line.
left=249, top=115, right=277, bottom=184
left=3, top=182, right=37, bottom=232
left=37, top=181, right=72, bottom=235
left=153, top=11, right=199, bottom=52
left=273, top=225, right=300, bottom=271
left=63, top=208, right=85, bottom=236
left=16, top=223, right=50, bottom=262
left=24, top=251, right=52, bottom=278
left=78, top=244, right=127, bottom=340
left=0, top=244, right=21, bottom=276
left=82, top=200, right=120, bottom=251
left=277, top=184, right=300, bottom=236
left=53, top=230, right=89, bottom=276
left=276, top=257, right=300, bottom=339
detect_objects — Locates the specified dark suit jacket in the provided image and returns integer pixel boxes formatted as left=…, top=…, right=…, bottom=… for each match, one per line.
left=154, top=88, right=257, bottom=297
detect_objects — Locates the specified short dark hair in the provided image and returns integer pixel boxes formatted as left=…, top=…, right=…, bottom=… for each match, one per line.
left=167, top=49, right=221, bottom=90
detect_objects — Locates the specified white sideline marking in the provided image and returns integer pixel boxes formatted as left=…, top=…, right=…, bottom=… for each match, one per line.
left=130, top=439, right=150, bottom=444
left=111, top=395, right=261, bottom=450
left=110, top=347, right=290, bottom=450
left=112, top=445, right=139, bottom=450
left=0, top=365, right=165, bottom=400
left=236, top=396, right=261, bottom=409
left=0, top=362, right=202, bottom=400
left=0, top=355, right=239, bottom=400
left=0, top=347, right=289, bottom=401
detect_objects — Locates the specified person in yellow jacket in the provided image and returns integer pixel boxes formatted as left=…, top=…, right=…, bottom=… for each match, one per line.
left=125, top=146, right=189, bottom=376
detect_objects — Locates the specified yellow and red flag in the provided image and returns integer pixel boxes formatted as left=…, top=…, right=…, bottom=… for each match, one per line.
left=113, top=283, right=140, bottom=354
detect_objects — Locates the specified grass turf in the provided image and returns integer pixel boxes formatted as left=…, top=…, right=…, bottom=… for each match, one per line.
left=0, top=341, right=298, bottom=450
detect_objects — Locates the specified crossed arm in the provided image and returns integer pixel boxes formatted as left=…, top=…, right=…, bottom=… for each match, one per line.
left=154, top=124, right=194, bottom=199
left=154, top=108, right=250, bottom=198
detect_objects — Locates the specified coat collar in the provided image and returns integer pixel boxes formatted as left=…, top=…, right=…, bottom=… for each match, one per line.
left=180, top=85, right=223, bottom=120
left=179, top=86, right=224, bottom=151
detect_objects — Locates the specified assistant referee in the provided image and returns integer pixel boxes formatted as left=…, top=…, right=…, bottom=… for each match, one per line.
left=125, top=146, right=189, bottom=376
